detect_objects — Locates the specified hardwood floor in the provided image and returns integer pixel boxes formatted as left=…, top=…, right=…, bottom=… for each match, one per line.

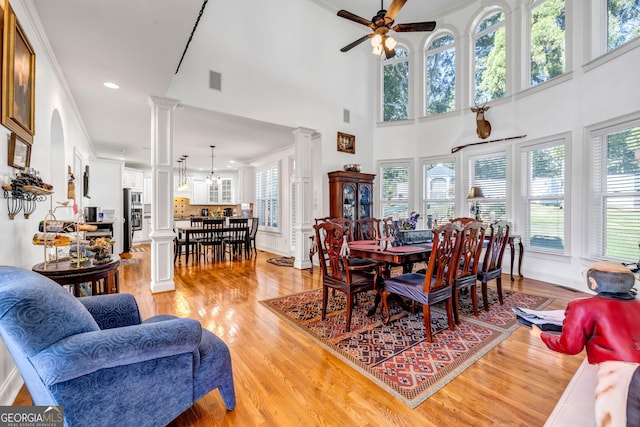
left=14, top=246, right=587, bottom=426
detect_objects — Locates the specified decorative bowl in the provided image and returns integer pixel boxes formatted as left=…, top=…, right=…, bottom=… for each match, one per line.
left=343, top=164, right=361, bottom=172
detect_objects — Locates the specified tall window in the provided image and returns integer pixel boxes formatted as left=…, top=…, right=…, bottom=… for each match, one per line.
left=425, top=34, right=456, bottom=115
left=474, top=11, right=506, bottom=102
left=529, top=0, right=565, bottom=86
left=470, top=154, right=507, bottom=221
left=521, top=140, right=567, bottom=252
left=608, top=0, right=640, bottom=51
left=255, top=163, right=279, bottom=229
left=590, top=120, right=640, bottom=260
left=382, top=46, right=409, bottom=121
left=423, top=159, right=456, bottom=221
left=380, top=161, right=410, bottom=219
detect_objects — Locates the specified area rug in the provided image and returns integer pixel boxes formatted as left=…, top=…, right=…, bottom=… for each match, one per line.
left=119, top=258, right=139, bottom=265
left=130, top=247, right=149, bottom=252
left=267, top=257, right=295, bottom=267
left=260, top=287, right=553, bottom=408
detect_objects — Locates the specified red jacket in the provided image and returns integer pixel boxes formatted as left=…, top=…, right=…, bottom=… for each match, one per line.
left=541, top=296, right=640, bottom=364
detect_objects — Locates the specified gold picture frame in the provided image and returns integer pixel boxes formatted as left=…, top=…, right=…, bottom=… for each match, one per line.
left=8, top=131, right=30, bottom=169
left=2, top=3, right=35, bottom=144
left=337, top=132, right=355, bottom=154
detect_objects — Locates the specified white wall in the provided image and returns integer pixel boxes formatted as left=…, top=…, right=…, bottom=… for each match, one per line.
left=167, top=0, right=378, bottom=221
left=0, top=0, right=96, bottom=405
left=370, top=0, right=640, bottom=290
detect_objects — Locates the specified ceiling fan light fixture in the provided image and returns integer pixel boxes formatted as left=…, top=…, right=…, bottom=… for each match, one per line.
left=372, top=45, right=383, bottom=55
left=370, top=34, right=383, bottom=47
left=385, top=36, right=397, bottom=50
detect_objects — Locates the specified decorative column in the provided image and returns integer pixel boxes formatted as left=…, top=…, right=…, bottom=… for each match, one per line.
left=292, top=127, right=314, bottom=269
left=148, top=96, right=179, bottom=293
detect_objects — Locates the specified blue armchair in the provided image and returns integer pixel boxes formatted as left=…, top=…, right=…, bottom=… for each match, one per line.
left=0, top=266, right=235, bottom=427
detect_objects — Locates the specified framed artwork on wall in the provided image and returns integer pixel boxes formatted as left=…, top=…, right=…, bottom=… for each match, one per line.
left=8, top=131, right=30, bottom=169
left=2, top=4, right=35, bottom=144
left=337, top=132, right=355, bottom=154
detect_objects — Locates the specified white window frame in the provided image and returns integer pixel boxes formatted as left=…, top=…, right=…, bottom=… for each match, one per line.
left=378, top=159, right=412, bottom=220
left=421, top=155, right=457, bottom=222
left=587, top=114, right=640, bottom=262
left=468, top=151, right=508, bottom=222
left=380, top=43, right=411, bottom=122
left=526, top=0, right=568, bottom=88
left=255, top=161, right=280, bottom=232
left=518, top=134, right=571, bottom=255
left=585, top=0, right=640, bottom=68
left=472, top=8, right=508, bottom=103
left=424, top=31, right=457, bottom=116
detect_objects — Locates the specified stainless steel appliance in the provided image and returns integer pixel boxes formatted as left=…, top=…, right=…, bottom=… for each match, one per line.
left=131, top=191, right=142, bottom=205
left=84, top=206, right=101, bottom=222
left=123, top=188, right=133, bottom=252
left=132, top=208, right=143, bottom=231
left=201, top=208, right=209, bottom=216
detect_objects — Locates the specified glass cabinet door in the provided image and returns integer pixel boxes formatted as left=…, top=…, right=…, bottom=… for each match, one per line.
left=342, top=184, right=356, bottom=219
left=359, top=185, right=372, bottom=219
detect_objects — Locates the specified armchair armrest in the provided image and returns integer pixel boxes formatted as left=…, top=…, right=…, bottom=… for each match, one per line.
left=31, top=318, right=202, bottom=386
left=79, top=293, right=141, bottom=329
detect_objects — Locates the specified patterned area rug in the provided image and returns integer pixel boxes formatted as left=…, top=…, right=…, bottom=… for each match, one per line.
left=267, top=257, right=295, bottom=267
left=130, top=247, right=149, bottom=252
left=260, top=287, right=553, bottom=408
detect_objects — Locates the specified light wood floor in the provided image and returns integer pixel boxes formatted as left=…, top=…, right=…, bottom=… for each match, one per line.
left=15, top=246, right=587, bottom=426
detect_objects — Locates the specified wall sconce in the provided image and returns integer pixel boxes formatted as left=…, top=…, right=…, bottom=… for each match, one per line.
left=467, top=186, right=485, bottom=220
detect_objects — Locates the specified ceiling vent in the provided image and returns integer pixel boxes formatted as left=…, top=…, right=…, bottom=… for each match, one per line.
left=209, top=70, right=222, bottom=91
left=343, top=109, right=350, bottom=124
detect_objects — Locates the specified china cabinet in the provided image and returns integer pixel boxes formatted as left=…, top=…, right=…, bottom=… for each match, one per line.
left=328, top=171, right=375, bottom=222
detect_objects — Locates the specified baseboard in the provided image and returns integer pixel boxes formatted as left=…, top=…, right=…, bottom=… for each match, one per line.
left=0, top=366, right=24, bottom=406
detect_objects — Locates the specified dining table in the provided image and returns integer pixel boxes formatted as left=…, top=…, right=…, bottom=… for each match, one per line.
left=348, top=240, right=433, bottom=315
left=176, top=225, right=249, bottom=264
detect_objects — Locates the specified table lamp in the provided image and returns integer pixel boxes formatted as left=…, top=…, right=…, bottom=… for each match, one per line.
left=467, top=186, right=485, bottom=220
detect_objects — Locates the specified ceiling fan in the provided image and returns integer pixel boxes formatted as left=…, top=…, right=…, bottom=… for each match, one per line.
left=337, top=0, right=436, bottom=59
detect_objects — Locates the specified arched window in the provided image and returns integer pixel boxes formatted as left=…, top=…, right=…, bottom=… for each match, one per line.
left=425, top=33, right=456, bottom=115
left=529, top=0, right=566, bottom=86
left=607, top=0, right=640, bottom=51
left=473, top=11, right=506, bottom=103
left=382, top=45, right=409, bottom=121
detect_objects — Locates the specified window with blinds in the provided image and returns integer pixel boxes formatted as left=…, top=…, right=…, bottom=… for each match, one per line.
left=380, top=161, right=410, bottom=219
left=590, top=119, right=640, bottom=261
left=256, top=162, right=279, bottom=229
left=422, top=159, right=456, bottom=221
left=520, top=140, right=566, bottom=252
left=469, top=154, right=506, bottom=221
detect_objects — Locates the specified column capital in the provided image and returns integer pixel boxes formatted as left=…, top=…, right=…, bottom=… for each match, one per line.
left=148, top=96, right=180, bottom=109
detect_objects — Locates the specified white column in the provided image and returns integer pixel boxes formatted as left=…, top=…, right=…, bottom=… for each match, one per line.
left=148, top=96, right=179, bottom=293
left=292, top=127, right=314, bottom=269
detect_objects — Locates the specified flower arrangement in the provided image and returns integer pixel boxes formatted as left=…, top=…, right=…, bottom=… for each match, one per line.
left=400, top=212, right=420, bottom=230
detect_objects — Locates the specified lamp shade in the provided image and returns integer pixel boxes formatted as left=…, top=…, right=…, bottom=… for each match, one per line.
left=467, top=186, right=485, bottom=200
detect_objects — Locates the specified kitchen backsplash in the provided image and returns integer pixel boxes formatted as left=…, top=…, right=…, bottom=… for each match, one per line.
left=173, top=198, right=250, bottom=219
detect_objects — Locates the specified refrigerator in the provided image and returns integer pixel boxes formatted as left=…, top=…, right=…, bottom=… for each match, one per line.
left=123, top=188, right=133, bottom=253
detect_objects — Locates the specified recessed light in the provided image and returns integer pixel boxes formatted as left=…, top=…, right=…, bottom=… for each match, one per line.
left=104, top=82, right=119, bottom=89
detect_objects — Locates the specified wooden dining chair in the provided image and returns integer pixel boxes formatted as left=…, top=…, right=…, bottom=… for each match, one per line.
left=328, top=217, right=355, bottom=241
left=451, top=221, right=486, bottom=324
left=381, top=222, right=463, bottom=342
left=449, top=217, right=476, bottom=226
left=224, top=218, right=248, bottom=260
left=355, top=217, right=381, bottom=241
left=174, top=228, right=199, bottom=265
left=199, top=218, right=225, bottom=262
left=478, top=220, right=511, bottom=311
left=247, top=217, right=259, bottom=258
left=314, top=221, right=379, bottom=332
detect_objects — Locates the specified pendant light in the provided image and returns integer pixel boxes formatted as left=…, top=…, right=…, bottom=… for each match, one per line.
left=205, top=145, right=221, bottom=185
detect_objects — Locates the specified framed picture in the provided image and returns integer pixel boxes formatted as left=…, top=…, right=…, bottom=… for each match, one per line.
left=2, top=5, right=35, bottom=143
left=337, top=132, right=355, bottom=154
left=8, top=132, right=30, bottom=170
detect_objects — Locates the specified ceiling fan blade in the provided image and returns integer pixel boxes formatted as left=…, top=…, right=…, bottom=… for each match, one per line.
left=340, top=34, right=372, bottom=52
left=385, top=0, right=407, bottom=22
left=337, top=10, right=373, bottom=27
left=383, top=44, right=396, bottom=60
left=393, top=21, right=437, bottom=32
